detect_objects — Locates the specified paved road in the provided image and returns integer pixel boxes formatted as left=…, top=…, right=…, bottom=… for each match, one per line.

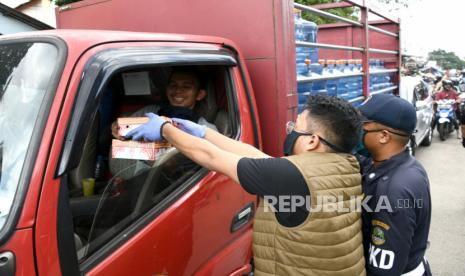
left=415, top=130, right=465, bottom=275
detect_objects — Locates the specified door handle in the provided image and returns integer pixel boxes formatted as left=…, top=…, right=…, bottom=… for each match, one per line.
left=230, top=202, right=254, bottom=233
left=0, top=251, right=15, bottom=276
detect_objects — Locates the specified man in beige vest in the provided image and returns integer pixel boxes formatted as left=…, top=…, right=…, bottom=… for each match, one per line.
left=125, top=95, right=366, bottom=275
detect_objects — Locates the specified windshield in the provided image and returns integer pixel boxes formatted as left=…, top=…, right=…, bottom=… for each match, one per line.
left=0, top=42, right=58, bottom=231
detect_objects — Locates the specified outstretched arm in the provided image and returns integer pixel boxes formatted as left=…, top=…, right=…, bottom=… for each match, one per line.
left=124, top=113, right=270, bottom=182
left=161, top=123, right=241, bottom=182
left=171, top=117, right=270, bottom=158
left=204, top=128, right=269, bottom=158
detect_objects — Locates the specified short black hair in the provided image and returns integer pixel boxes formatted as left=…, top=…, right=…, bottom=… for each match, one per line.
left=169, top=66, right=206, bottom=89
left=304, top=95, right=362, bottom=153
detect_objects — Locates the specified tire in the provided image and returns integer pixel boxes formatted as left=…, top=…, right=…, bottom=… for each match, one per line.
left=409, top=137, right=416, bottom=156
left=438, top=123, right=446, bottom=141
left=459, top=104, right=465, bottom=124
left=420, top=127, right=433, bottom=147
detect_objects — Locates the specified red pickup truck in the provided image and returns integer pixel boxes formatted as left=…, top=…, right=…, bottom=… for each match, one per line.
left=0, top=1, right=400, bottom=275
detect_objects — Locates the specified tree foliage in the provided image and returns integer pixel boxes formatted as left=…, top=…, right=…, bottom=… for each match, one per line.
left=294, top=0, right=357, bottom=24
left=375, top=0, right=410, bottom=8
left=428, top=49, right=465, bottom=70
left=294, top=0, right=413, bottom=25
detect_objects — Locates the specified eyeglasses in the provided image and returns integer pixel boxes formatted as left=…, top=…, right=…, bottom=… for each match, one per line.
left=362, top=121, right=412, bottom=138
left=285, top=121, right=346, bottom=153
left=363, top=128, right=411, bottom=138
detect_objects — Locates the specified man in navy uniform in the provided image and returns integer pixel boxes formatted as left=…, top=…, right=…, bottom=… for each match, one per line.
left=357, top=94, right=432, bottom=276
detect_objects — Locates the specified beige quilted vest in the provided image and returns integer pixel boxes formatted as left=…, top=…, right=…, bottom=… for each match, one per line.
left=252, top=152, right=366, bottom=276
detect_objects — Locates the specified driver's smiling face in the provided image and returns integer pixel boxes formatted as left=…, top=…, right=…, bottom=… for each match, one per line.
left=166, top=72, right=203, bottom=109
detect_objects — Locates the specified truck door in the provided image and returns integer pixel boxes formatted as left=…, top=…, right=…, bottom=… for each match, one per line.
left=0, top=37, right=67, bottom=276
left=34, top=42, right=257, bottom=276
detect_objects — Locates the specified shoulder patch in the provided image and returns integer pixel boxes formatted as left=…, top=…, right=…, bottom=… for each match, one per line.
left=372, top=226, right=386, bottom=246
left=372, top=219, right=390, bottom=230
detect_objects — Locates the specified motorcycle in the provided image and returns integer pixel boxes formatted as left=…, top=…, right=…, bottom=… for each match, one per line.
left=435, top=99, right=457, bottom=141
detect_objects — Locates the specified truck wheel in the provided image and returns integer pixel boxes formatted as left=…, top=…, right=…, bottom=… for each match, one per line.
left=420, top=126, right=433, bottom=146
left=438, top=124, right=446, bottom=141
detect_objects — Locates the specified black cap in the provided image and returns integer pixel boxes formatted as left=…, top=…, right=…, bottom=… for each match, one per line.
left=358, top=94, right=417, bottom=134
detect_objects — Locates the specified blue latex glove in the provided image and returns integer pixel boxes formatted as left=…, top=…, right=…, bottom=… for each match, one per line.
left=172, top=118, right=207, bottom=138
left=125, top=113, right=166, bottom=141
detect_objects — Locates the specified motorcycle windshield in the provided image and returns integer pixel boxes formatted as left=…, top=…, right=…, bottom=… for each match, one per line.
left=0, top=42, right=58, bottom=231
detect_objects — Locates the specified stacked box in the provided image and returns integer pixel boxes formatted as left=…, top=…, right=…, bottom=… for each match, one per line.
left=112, top=117, right=172, bottom=161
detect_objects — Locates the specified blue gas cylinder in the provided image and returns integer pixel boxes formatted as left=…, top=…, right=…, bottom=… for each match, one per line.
left=299, top=92, right=311, bottom=104
left=310, top=62, right=327, bottom=95
left=294, top=10, right=307, bottom=63
left=301, top=18, right=319, bottom=63
left=377, top=60, right=387, bottom=89
left=298, top=59, right=312, bottom=93
left=346, top=59, right=358, bottom=99
left=324, top=59, right=337, bottom=97
left=335, top=59, right=350, bottom=100
left=380, top=60, right=392, bottom=90
left=369, top=59, right=379, bottom=92
left=302, top=19, right=318, bottom=42
left=355, top=59, right=363, bottom=97
left=296, top=58, right=309, bottom=77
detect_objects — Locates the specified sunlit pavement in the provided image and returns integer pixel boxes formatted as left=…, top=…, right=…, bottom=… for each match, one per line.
left=415, top=130, right=465, bottom=275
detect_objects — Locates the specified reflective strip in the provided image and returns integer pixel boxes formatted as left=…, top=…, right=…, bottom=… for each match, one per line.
left=401, top=258, right=426, bottom=276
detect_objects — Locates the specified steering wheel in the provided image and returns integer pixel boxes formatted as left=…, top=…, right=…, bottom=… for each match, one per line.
left=133, top=147, right=180, bottom=214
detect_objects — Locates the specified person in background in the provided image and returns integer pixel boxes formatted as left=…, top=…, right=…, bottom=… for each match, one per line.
left=431, top=79, right=460, bottom=137
left=356, top=94, right=432, bottom=276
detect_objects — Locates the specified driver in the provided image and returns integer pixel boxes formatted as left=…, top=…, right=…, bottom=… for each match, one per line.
left=432, top=79, right=460, bottom=135
left=109, top=67, right=217, bottom=180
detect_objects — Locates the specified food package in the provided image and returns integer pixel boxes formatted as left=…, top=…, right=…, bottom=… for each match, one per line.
left=112, top=117, right=172, bottom=161
left=112, top=139, right=171, bottom=161
left=117, top=117, right=150, bottom=137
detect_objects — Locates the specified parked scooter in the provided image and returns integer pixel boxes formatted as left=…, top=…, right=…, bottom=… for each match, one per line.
left=435, top=99, right=457, bottom=141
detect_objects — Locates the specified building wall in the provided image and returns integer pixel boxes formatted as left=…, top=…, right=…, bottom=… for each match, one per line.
left=0, top=13, right=37, bottom=34
left=18, top=0, right=56, bottom=28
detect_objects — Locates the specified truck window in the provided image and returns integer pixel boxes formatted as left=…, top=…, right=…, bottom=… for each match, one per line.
left=66, top=65, right=237, bottom=262
left=0, top=42, right=58, bottom=231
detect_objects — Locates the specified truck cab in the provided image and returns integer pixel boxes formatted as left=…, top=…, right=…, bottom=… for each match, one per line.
left=0, top=1, right=402, bottom=274
left=0, top=30, right=258, bottom=276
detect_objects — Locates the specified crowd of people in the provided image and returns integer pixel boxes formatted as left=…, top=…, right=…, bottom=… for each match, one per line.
left=406, top=65, right=465, bottom=147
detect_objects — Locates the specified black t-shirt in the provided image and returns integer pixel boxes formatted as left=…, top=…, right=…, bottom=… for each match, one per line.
left=237, top=157, right=309, bottom=227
